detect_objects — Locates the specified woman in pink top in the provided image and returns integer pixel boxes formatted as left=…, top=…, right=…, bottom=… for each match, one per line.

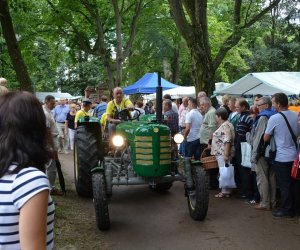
left=211, top=107, right=235, bottom=198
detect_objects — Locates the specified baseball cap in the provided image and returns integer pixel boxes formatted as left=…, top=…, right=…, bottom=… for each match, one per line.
left=82, top=98, right=92, bottom=103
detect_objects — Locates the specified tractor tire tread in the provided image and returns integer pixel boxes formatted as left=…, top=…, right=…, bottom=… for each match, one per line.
left=188, top=166, right=209, bottom=221
left=92, top=173, right=110, bottom=230
left=74, top=125, right=100, bottom=197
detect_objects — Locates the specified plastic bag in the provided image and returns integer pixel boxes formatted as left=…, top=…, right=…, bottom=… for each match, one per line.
left=241, top=142, right=252, bottom=168
left=291, top=150, right=300, bottom=180
left=219, top=164, right=236, bottom=189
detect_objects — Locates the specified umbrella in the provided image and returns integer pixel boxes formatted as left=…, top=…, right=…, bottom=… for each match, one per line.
left=123, top=72, right=179, bottom=94
left=55, top=159, right=66, bottom=195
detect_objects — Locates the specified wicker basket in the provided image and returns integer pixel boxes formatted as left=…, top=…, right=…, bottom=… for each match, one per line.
left=201, top=148, right=218, bottom=170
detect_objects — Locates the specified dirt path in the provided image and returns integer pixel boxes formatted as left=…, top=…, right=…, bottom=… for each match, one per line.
left=53, top=153, right=300, bottom=250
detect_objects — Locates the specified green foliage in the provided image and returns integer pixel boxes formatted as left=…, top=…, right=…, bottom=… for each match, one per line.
left=0, top=0, right=299, bottom=94
left=124, top=1, right=191, bottom=86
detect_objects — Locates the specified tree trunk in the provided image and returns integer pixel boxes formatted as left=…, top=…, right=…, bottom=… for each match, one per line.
left=191, top=51, right=215, bottom=96
left=0, top=0, right=33, bottom=92
left=112, top=0, right=123, bottom=87
left=270, top=6, right=277, bottom=71
left=297, top=34, right=300, bottom=71
left=171, top=47, right=180, bottom=84
left=102, top=53, right=116, bottom=90
left=169, top=0, right=280, bottom=97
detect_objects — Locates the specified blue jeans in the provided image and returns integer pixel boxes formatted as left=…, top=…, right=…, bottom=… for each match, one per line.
left=235, top=147, right=254, bottom=199
left=273, top=161, right=294, bottom=214
left=179, top=141, right=186, bottom=156
left=185, top=139, right=200, bottom=160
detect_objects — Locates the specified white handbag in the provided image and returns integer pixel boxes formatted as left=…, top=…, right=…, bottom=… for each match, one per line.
left=219, top=164, right=236, bottom=189
left=241, top=142, right=252, bottom=168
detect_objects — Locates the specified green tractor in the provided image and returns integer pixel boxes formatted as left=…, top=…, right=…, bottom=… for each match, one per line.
left=74, top=81, right=209, bottom=231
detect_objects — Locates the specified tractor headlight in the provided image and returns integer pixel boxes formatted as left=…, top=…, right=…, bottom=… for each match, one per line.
left=112, top=135, right=124, bottom=147
left=174, top=133, right=184, bottom=144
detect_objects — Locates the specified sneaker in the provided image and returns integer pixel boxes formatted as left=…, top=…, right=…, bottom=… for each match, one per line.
left=50, top=188, right=64, bottom=196
left=254, top=204, right=270, bottom=211
left=247, top=199, right=258, bottom=205
left=272, top=210, right=294, bottom=218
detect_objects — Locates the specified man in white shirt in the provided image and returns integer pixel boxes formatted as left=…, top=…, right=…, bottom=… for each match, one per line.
left=43, top=95, right=63, bottom=196
left=184, top=98, right=203, bottom=160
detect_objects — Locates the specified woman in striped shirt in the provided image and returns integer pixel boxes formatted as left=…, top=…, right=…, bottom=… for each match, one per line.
left=0, top=92, right=55, bottom=250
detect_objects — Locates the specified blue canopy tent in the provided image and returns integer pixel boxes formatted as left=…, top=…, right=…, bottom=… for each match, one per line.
left=123, top=72, right=179, bottom=94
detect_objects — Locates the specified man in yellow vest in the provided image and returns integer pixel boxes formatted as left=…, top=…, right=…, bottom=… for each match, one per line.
left=106, top=87, right=134, bottom=136
left=75, top=98, right=92, bottom=128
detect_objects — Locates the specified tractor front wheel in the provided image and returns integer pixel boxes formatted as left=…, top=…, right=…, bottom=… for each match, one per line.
left=92, top=172, right=110, bottom=230
left=187, top=165, right=209, bottom=221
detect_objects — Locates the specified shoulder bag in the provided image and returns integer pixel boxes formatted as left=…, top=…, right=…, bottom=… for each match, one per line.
left=278, top=112, right=297, bottom=148
left=269, top=112, right=297, bottom=160
left=278, top=112, right=300, bottom=179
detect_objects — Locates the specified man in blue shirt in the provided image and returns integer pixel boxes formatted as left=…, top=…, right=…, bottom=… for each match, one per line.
left=264, top=93, right=299, bottom=217
left=53, top=98, right=70, bottom=154
left=94, top=95, right=108, bottom=119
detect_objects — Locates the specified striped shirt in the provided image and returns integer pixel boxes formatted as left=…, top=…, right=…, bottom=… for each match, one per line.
left=235, top=112, right=253, bottom=149
left=0, top=166, right=54, bottom=249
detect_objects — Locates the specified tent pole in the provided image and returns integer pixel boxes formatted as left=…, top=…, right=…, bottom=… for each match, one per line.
left=156, top=72, right=163, bottom=124
left=241, top=82, right=263, bottom=96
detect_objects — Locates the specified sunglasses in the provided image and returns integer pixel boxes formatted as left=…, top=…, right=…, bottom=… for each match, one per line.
left=257, top=103, right=266, bottom=107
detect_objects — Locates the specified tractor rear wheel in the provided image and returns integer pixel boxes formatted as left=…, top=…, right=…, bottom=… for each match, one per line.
left=74, top=125, right=101, bottom=197
left=150, top=182, right=173, bottom=193
left=187, top=165, right=209, bottom=220
left=92, top=172, right=110, bottom=230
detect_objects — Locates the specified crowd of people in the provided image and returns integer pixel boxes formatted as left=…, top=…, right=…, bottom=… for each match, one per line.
left=93, top=87, right=300, bottom=219
left=1, top=78, right=300, bottom=249
left=163, top=91, right=300, bottom=218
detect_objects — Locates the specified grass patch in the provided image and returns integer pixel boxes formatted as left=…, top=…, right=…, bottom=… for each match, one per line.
left=52, top=183, right=109, bottom=249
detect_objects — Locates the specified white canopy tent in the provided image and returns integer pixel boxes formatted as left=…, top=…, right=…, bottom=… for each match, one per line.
left=145, top=82, right=231, bottom=100
left=145, top=86, right=195, bottom=100
left=36, top=92, right=81, bottom=102
left=215, top=72, right=300, bottom=96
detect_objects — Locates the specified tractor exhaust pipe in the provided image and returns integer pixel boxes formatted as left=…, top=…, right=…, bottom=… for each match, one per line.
left=156, top=72, right=163, bottom=124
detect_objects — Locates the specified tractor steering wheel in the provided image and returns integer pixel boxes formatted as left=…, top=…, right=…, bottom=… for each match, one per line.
left=118, top=108, right=141, bottom=121
left=117, top=109, right=131, bottom=121
left=131, top=108, right=141, bottom=121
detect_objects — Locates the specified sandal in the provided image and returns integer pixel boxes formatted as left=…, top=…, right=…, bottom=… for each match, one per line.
left=214, top=192, right=231, bottom=198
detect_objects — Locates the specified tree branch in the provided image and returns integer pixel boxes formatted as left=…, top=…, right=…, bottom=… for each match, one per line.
left=213, top=0, right=281, bottom=71
left=182, top=0, right=196, bottom=25
left=168, top=0, right=193, bottom=45
left=112, top=0, right=122, bottom=61
left=79, top=0, right=106, bottom=55
left=46, top=0, right=94, bottom=55
left=244, top=0, right=253, bottom=24
left=212, top=33, right=241, bottom=71
left=120, top=0, right=125, bottom=13
left=74, top=9, right=93, bottom=25
left=242, top=0, right=281, bottom=29
left=0, top=0, right=33, bottom=91
left=234, top=0, right=242, bottom=25
left=123, top=0, right=143, bottom=59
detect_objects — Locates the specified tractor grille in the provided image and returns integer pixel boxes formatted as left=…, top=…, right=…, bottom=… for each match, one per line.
left=135, top=136, right=153, bottom=165
left=159, top=135, right=171, bottom=165
left=135, top=135, right=171, bottom=166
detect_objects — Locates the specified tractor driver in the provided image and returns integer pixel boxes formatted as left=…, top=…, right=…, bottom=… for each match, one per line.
left=106, top=87, right=134, bottom=136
